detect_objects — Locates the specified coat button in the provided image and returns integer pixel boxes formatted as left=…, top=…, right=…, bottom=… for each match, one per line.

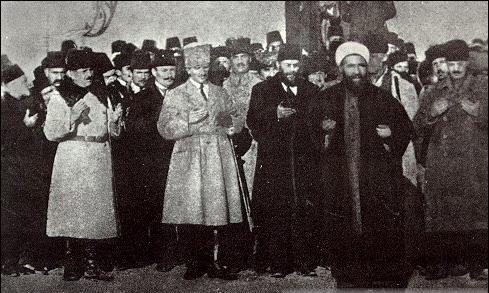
left=442, top=116, right=448, bottom=122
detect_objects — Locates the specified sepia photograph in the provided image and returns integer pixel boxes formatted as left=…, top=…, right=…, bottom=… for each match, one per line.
left=1, top=1, right=488, bottom=292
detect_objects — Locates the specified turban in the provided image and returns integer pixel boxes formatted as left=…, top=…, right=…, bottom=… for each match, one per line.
left=335, top=41, right=370, bottom=66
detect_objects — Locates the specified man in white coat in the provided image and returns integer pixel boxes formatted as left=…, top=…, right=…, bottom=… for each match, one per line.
left=157, top=44, right=243, bottom=280
left=44, top=49, right=122, bottom=281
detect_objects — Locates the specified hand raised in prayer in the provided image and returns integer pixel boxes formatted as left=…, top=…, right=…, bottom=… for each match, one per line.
left=23, top=109, right=39, bottom=128
left=376, top=124, right=392, bottom=138
left=71, top=99, right=90, bottom=121
left=460, top=99, right=480, bottom=117
left=277, top=103, right=297, bottom=119
left=321, top=118, right=336, bottom=132
left=430, top=98, right=449, bottom=117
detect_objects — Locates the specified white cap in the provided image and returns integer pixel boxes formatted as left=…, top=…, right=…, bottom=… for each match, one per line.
left=335, top=41, right=370, bottom=66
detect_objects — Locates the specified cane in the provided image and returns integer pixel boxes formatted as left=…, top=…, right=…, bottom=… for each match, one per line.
left=228, top=135, right=254, bottom=233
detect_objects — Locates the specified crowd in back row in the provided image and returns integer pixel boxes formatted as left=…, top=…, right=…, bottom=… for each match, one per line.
left=1, top=26, right=487, bottom=288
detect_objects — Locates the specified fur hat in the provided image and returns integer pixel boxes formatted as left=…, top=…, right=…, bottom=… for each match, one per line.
left=42, top=51, right=66, bottom=68
left=266, top=31, right=284, bottom=46
left=184, top=44, right=211, bottom=68
left=93, top=52, right=114, bottom=74
left=142, top=39, right=159, bottom=54
left=277, top=44, right=301, bottom=62
left=183, top=36, right=198, bottom=48
left=387, top=50, right=408, bottom=67
left=444, top=39, right=470, bottom=61
left=113, top=53, right=132, bottom=70
left=211, top=46, right=232, bottom=60
left=130, top=50, right=152, bottom=70
left=112, top=40, right=127, bottom=54
left=229, top=37, right=252, bottom=56
left=2, top=64, right=25, bottom=83
left=152, top=54, right=176, bottom=68
left=61, top=40, right=77, bottom=55
left=425, top=44, right=446, bottom=64
left=122, top=43, right=138, bottom=55
left=166, top=37, right=181, bottom=50
left=66, top=49, right=93, bottom=70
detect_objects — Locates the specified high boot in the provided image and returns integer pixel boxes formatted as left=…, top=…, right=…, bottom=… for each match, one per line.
left=63, top=239, right=83, bottom=281
left=84, top=241, right=114, bottom=281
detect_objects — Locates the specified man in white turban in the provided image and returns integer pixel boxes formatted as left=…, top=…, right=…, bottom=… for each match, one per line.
left=310, top=41, right=415, bottom=288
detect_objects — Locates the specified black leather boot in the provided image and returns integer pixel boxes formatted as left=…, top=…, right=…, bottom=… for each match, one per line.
left=84, top=242, right=114, bottom=281
left=63, top=239, right=83, bottom=281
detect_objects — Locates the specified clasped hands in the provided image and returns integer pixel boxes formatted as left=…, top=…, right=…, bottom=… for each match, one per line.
left=431, top=98, right=480, bottom=117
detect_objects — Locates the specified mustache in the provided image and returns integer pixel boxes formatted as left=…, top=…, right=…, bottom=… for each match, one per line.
left=452, top=71, right=462, bottom=74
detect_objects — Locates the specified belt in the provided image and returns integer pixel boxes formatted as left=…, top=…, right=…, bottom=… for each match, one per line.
left=65, top=135, right=109, bottom=143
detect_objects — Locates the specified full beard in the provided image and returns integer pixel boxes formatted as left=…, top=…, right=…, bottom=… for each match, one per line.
left=344, top=75, right=370, bottom=95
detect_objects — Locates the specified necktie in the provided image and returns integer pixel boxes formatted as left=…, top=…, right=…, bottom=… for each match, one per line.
left=200, top=83, right=207, bottom=101
left=287, top=86, right=296, bottom=97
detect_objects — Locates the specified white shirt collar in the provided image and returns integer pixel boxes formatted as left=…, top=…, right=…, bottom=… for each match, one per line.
left=117, top=78, right=127, bottom=87
left=130, top=82, right=141, bottom=94
left=189, top=78, right=209, bottom=96
left=155, top=80, right=168, bottom=91
left=281, top=82, right=298, bottom=95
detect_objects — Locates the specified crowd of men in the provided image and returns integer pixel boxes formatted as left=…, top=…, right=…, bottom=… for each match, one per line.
left=1, top=23, right=488, bottom=288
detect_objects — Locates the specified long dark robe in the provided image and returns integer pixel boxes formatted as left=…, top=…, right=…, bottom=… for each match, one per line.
left=247, top=74, right=321, bottom=273
left=310, top=81, right=414, bottom=287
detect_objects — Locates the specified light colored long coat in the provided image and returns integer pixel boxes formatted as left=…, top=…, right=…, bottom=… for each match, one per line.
left=223, top=72, right=262, bottom=198
left=157, top=80, right=243, bottom=226
left=44, top=90, right=120, bottom=239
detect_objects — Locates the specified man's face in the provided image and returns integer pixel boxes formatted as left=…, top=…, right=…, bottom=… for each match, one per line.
left=68, top=68, right=93, bottom=88
left=387, top=44, right=399, bottom=55
left=259, top=64, right=278, bottom=80
left=132, top=68, right=151, bottom=88
left=268, top=41, right=282, bottom=53
left=152, top=66, right=176, bottom=88
left=216, top=57, right=231, bottom=72
left=279, top=60, right=300, bottom=84
left=432, top=57, right=449, bottom=81
left=118, top=65, right=132, bottom=83
left=341, top=55, right=369, bottom=90
left=368, top=53, right=386, bottom=75
left=187, top=63, right=210, bottom=84
left=3, top=75, right=31, bottom=98
left=44, top=67, right=65, bottom=87
left=448, top=60, right=468, bottom=80
left=308, top=71, right=326, bottom=88
left=231, top=53, right=250, bottom=74
left=103, top=69, right=117, bottom=86
left=393, top=61, right=409, bottom=74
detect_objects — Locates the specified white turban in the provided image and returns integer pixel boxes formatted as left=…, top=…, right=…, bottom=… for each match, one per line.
left=335, top=41, right=370, bottom=66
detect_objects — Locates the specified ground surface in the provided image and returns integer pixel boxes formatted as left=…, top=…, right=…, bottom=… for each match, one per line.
left=1, top=266, right=488, bottom=293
